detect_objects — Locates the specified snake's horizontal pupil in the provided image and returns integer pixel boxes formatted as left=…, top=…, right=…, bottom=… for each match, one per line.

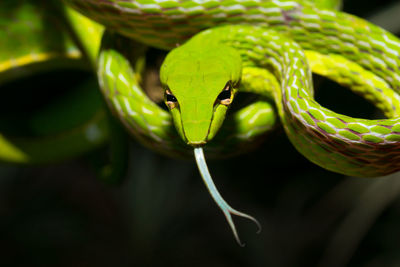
left=166, top=93, right=177, bottom=102
left=218, top=90, right=231, bottom=101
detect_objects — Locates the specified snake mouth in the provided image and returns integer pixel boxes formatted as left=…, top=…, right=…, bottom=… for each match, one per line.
left=187, top=140, right=207, bottom=146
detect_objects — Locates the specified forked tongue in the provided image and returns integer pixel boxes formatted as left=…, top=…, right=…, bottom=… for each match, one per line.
left=193, top=147, right=261, bottom=246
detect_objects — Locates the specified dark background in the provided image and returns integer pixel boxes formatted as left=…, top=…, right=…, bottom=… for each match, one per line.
left=1, top=0, right=400, bottom=266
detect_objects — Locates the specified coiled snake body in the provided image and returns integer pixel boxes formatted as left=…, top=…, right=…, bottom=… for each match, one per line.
left=5, top=0, right=400, bottom=244
left=65, top=0, right=400, bottom=177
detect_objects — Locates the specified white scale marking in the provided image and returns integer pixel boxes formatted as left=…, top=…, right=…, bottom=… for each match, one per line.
left=118, top=73, right=129, bottom=86
left=124, top=99, right=138, bottom=116
left=112, top=98, right=122, bottom=112
left=272, top=0, right=298, bottom=8
left=383, top=34, right=400, bottom=49
left=249, top=109, right=270, bottom=124
left=142, top=106, right=154, bottom=115
left=238, top=108, right=253, bottom=120
left=138, top=3, right=160, bottom=10
left=105, top=57, right=115, bottom=78
left=371, top=38, right=399, bottom=57
left=181, top=5, right=204, bottom=13
left=259, top=7, right=281, bottom=14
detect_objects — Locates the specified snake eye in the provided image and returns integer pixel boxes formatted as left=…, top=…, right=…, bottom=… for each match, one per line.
left=165, top=88, right=178, bottom=109
left=166, top=93, right=177, bottom=102
left=217, top=82, right=232, bottom=105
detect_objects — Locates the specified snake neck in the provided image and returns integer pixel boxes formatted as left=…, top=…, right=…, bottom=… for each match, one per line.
left=187, top=25, right=400, bottom=177
left=93, top=0, right=400, bottom=176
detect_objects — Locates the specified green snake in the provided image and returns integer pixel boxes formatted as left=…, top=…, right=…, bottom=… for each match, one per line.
left=2, top=0, right=400, bottom=245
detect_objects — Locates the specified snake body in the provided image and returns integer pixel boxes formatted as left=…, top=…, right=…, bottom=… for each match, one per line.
left=64, top=0, right=400, bottom=177
left=60, top=0, right=400, bottom=243
left=3, top=0, right=400, bottom=244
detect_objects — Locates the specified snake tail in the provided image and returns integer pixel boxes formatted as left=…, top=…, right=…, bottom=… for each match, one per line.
left=194, top=147, right=261, bottom=246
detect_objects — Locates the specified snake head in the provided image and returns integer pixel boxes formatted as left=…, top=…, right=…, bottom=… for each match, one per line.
left=160, top=44, right=242, bottom=146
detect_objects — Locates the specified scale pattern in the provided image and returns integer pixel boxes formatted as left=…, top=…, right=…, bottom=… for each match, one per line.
left=66, top=0, right=400, bottom=176
left=187, top=25, right=400, bottom=176
left=98, top=33, right=278, bottom=157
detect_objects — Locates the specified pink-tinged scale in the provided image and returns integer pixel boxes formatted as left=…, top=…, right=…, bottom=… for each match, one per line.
left=300, top=112, right=315, bottom=125
left=317, top=122, right=336, bottom=134
left=370, top=125, right=392, bottom=135
left=289, top=99, right=299, bottom=113
left=347, top=123, right=370, bottom=134
left=392, top=124, right=400, bottom=132
left=338, top=130, right=360, bottom=141
left=308, top=108, right=325, bottom=120
left=362, top=134, right=384, bottom=143
left=386, top=134, right=400, bottom=142
left=326, top=117, right=346, bottom=129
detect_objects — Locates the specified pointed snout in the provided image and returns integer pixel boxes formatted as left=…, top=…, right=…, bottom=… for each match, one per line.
left=178, top=99, right=214, bottom=146
left=183, top=120, right=210, bottom=146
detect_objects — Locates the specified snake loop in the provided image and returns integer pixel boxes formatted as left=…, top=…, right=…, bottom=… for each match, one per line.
left=71, top=0, right=400, bottom=176
left=62, top=0, right=400, bottom=243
